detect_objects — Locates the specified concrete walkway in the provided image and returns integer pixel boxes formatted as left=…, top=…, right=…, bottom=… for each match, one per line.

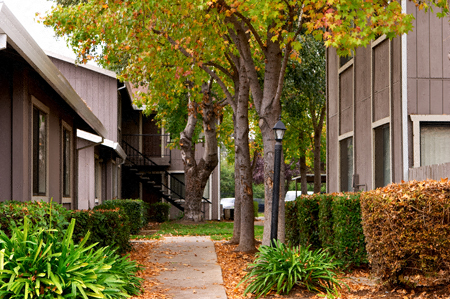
left=150, top=236, right=228, bottom=299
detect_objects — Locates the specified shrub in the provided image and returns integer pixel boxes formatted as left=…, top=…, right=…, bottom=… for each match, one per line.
left=239, top=240, right=343, bottom=298
left=361, top=179, right=450, bottom=285
left=318, top=194, right=334, bottom=251
left=296, top=196, right=321, bottom=249
left=332, top=193, right=366, bottom=266
left=0, top=217, right=142, bottom=298
left=71, top=209, right=131, bottom=254
left=285, top=200, right=300, bottom=246
left=94, top=199, right=147, bottom=234
left=0, top=200, right=70, bottom=237
left=285, top=193, right=367, bottom=267
left=148, top=202, right=171, bottom=223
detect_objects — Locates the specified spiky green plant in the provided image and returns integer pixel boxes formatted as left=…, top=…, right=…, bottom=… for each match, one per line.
left=239, top=240, right=344, bottom=298
left=0, top=217, right=142, bottom=298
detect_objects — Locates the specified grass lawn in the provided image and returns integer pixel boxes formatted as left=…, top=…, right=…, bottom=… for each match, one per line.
left=132, top=220, right=264, bottom=241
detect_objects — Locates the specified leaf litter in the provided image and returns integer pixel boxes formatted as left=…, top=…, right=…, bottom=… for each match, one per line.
left=127, top=222, right=450, bottom=299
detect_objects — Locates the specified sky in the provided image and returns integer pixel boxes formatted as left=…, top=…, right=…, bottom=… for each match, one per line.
left=3, top=0, right=83, bottom=60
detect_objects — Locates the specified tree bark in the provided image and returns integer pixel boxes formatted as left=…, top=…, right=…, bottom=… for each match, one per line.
left=313, top=105, right=326, bottom=194
left=300, top=155, right=308, bottom=195
left=234, top=63, right=255, bottom=252
left=224, top=15, right=286, bottom=246
left=228, top=117, right=241, bottom=245
left=181, top=86, right=219, bottom=222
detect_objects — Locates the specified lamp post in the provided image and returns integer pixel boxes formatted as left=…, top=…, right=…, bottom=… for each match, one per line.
left=270, top=118, right=287, bottom=246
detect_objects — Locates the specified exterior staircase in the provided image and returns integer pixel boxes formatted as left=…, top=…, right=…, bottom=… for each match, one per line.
left=121, top=138, right=212, bottom=213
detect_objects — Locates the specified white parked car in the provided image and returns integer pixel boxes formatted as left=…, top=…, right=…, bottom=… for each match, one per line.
left=284, top=191, right=313, bottom=202
left=220, top=198, right=235, bottom=209
left=220, top=198, right=235, bottom=220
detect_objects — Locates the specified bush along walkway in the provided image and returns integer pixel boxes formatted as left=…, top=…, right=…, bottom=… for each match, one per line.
left=132, top=236, right=227, bottom=299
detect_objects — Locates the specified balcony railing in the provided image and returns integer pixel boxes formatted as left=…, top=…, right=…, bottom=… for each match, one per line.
left=122, top=134, right=171, bottom=160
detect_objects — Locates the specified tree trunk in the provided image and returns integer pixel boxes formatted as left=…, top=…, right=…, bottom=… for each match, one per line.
left=228, top=118, right=241, bottom=245
left=300, top=155, right=308, bottom=195
left=223, top=13, right=286, bottom=246
left=234, top=65, right=255, bottom=252
left=181, top=86, right=219, bottom=222
left=313, top=106, right=326, bottom=194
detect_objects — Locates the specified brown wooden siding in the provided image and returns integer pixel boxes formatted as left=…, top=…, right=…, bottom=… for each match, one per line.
left=327, top=114, right=339, bottom=192
left=0, top=62, right=12, bottom=201
left=327, top=46, right=339, bottom=193
left=0, top=48, right=91, bottom=205
left=339, top=66, right=353, bottom=134
left=354, top=46, right=372, bottom=190
left=50, top=58, right=118, bottom=142
left=392, top=37, right=403, bottom=183
left=407, top=2, right=450, bottom=115
left=373, top=40, right=390, bottom=122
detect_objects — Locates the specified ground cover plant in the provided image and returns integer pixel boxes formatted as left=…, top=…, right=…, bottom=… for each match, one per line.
left=238, top=240, right=343, bottom=298
left=0, top=200, right=70, bottom=238
left=0, top=217, right=142, bottom=298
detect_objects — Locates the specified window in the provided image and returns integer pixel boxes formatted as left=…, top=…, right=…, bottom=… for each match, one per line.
left=420, top=123, right=450, bottom=167
left=340, top=137, right=353, bottom=192
left=410, top=115, right=450, bottom=167
left=33, top=105, right=48, bottom=197
left=62, top=126, right=72, bottom=198
left=374, top=124, right=391, bottom=188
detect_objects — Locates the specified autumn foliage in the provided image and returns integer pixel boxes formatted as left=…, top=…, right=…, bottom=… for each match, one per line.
left=361, top=179, right=450, bottom=285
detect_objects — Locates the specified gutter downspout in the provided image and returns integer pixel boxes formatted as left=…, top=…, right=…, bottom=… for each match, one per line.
left=401, top=0, right=409, bottom=181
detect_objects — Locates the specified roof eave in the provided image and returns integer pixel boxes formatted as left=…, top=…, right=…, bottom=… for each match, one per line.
left=0, top=2, right=107, bottom=138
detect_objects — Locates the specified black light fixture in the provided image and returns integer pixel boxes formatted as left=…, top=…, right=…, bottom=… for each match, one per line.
left=273, top=119, right=287, bottom=141
left=270, top=117, right=286, bottom=246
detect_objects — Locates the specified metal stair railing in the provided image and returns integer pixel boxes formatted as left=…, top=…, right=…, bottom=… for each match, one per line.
left=122, top=139, right=212, bottom=207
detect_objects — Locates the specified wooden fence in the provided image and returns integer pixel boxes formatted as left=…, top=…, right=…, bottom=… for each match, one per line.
left=409, top=162, right=450, bottom=181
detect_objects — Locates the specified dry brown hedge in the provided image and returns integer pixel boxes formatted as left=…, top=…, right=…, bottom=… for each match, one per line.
left=360, top=179, right=450, bottom=285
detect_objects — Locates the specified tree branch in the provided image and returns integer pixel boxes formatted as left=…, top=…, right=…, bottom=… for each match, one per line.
left=152, top=28, right=235, bottom=106
left=226, top=16, right=264, bottom=114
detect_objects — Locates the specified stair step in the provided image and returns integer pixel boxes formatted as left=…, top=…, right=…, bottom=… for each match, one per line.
left=141, top=177, right=150, bottom=180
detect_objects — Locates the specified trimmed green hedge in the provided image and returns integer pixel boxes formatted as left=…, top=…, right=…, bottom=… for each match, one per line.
left=285, top=193, right=367, bottom=267
left=318, top=194, right=334, bottom=250
left=332, top=193, right=366, bottom=266
left=253, top=201, right=259, bottom=218
left=148, top=202, right=171, bottom=223
left=71, top=208, right=131, bottom=254
left=95, top=199, right=147, bottom=234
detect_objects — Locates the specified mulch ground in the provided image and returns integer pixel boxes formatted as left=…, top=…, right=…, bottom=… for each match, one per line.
left=129, top=222, right=450, bottom=298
